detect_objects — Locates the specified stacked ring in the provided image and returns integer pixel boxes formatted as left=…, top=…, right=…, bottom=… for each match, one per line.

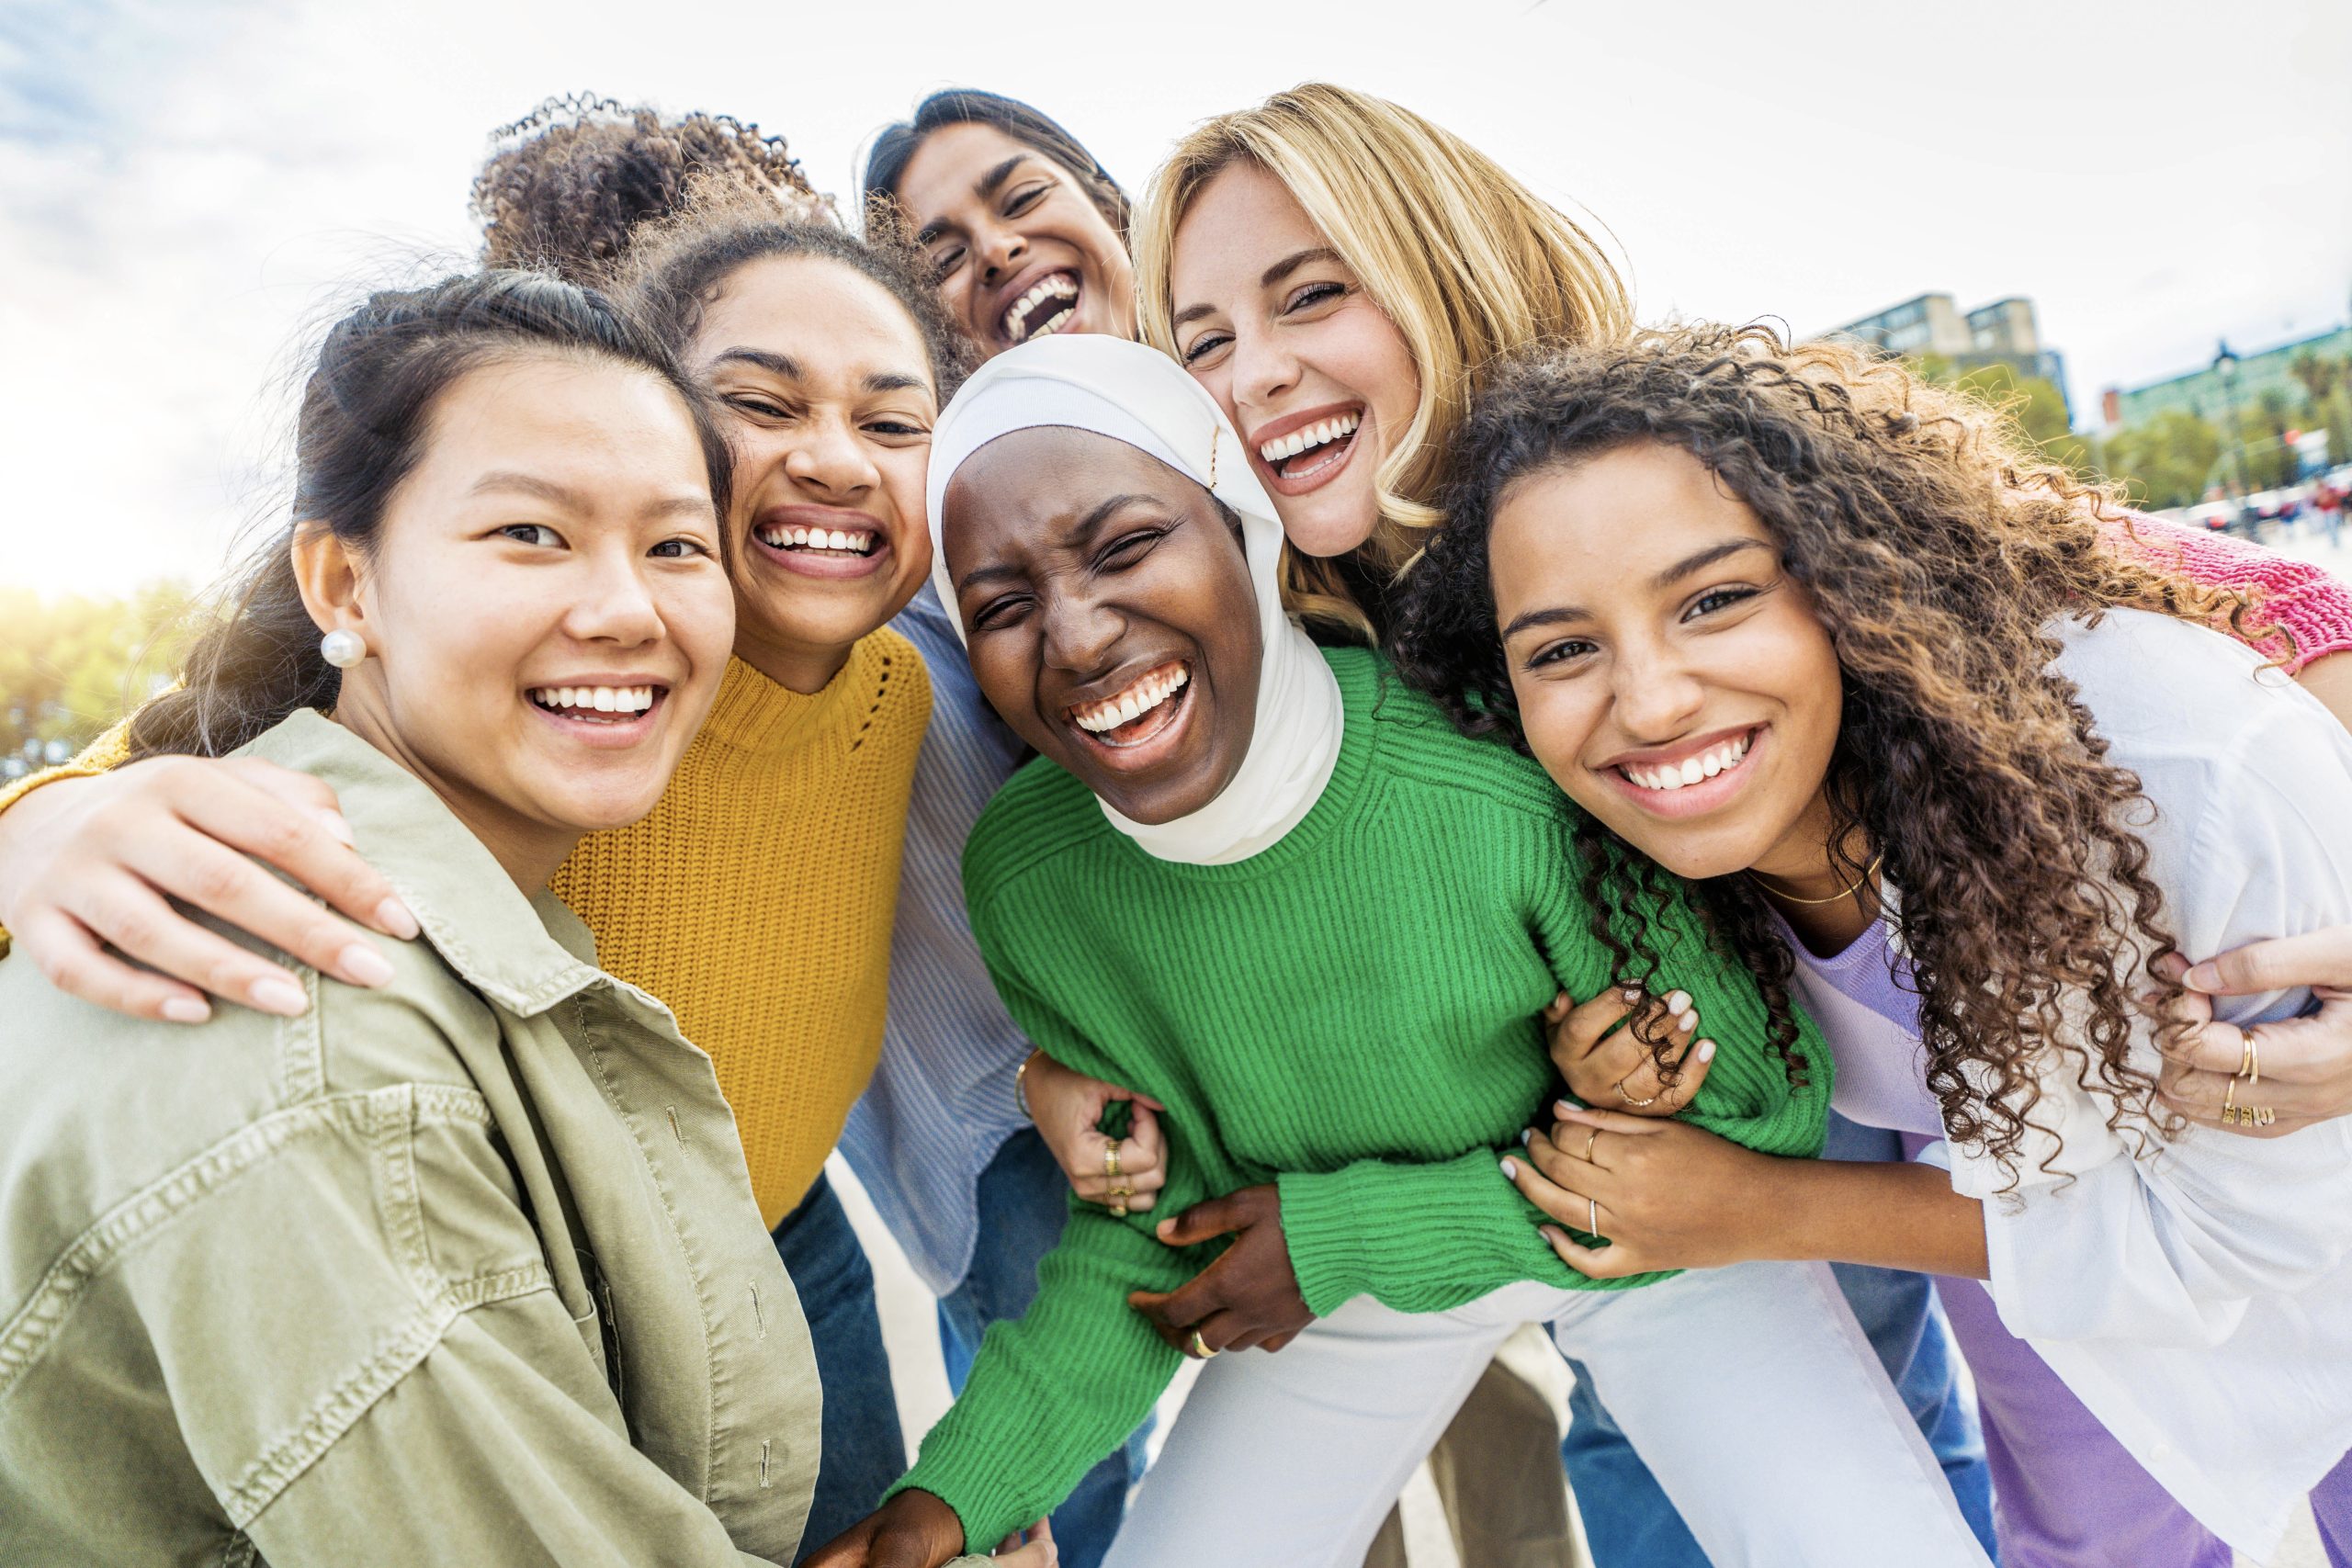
left=1105, top=1144, right=1127, bottom=1218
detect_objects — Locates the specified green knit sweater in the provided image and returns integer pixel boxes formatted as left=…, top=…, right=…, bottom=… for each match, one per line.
left=896, top=648, right=1831, bottom=1546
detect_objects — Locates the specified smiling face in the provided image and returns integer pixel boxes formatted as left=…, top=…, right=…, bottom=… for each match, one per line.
left=1167, top=160, right=1419, bottom=559
left=325, top=354, right=734, bottom=883
left=1488, top=442, right=1845, bottom=886
left=944, top=427, right=1261, bottom=823
left=692, top=254, right=936, bottom=691
left=895, top=121, right=1136, bottom=357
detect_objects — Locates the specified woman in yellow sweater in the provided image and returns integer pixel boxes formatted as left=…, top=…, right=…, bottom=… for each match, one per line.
left=0, top=207, right=978, bottom=1557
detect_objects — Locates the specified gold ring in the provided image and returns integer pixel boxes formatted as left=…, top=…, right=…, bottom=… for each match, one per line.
left=1614, top=1075, right=1660, bottom=1109
left=1189, top=1330, right=1218, bottom=1359
left=2237, top=1030, right=2256, bottom=1081
left=1583, top=1128, right=1600, bottom=1163
left=2245, top=1028, right=2260, bottom=1088
left=1104, top=1143, right=1122, bottom=1182
left=1108, top=1184, right=1133, bottom=1200
left=1109, top=1199, right=1128, bottom=1218
left=2254, top=1105, right=2277, bottom=1127
left=2223, top=1076, right=2239, bottom=1122
left=1587, top=1195, right=1600, bottom=1235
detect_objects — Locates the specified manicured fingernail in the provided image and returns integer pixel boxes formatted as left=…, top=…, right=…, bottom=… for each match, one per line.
left=1697, top=1039, right=1716, bottom=1062
left=1555, top=1100, right=1576, bottom=1119
left=1621, top=986, right=1642, bottom=1003
left=339, top=942, right=395, bottom=988
left=1499, top=1157, right=1520, bottom=1179
left=248, top=976, right=309, bottom=1017
left=1519, top=1127, right=1532, bottom=1145
left=1677, top=1010, right=1699, bottom=1033
left=376, top=897, right=421, bottom=941
left=314, top=808, right=356, bottom=847
left=1665, top=990, right=1691, bottom=1013
left=2183, top=963, right=2220, bottom=994
left=161, top=997, right=210, bottom=1025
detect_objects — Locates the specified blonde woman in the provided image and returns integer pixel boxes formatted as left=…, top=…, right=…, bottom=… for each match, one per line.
left=1132, top=80, right=2352, bottom=1566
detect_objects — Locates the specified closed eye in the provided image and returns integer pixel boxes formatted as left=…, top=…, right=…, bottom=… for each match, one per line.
left=969, top=592, right=1032, bottom=632
left=1004, top=183, right=1048, bottom=218
left=726, top=394, right=794, bottom=422
left=1095, top=525, right=1170, bottom=571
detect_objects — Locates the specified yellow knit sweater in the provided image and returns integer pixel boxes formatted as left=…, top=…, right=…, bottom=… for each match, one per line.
left=0, top=631, right=931, bottom=1229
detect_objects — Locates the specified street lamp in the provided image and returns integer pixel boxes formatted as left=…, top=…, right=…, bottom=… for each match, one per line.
left=2213, top=341, right=2251, bottom=504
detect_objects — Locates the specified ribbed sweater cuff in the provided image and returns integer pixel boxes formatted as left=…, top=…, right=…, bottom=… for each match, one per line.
left=1279, top=1151, right=1586, bottom=1316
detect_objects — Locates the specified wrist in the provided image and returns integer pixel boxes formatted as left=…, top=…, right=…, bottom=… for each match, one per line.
left=1750, top=1151, right=1822, bottom=1263
left=1012, top=1048, right=1043, bottom=1122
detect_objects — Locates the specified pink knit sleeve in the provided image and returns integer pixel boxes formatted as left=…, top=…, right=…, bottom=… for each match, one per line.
left=2101, top=513, right=2352, bottom=672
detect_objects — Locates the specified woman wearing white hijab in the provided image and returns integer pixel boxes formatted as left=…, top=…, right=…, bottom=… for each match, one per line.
left=807, top=336, right=1991, bottom=1568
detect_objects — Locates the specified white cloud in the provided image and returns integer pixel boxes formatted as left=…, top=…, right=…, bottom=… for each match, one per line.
left=5, top=0, right=2347, bottom=596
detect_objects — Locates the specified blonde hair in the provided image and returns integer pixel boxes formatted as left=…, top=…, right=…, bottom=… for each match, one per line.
left=1135, top=82, right=1632, bottom=635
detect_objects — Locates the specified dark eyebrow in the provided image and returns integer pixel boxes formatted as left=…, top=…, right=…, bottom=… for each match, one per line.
left=1261, top=245, right=1342, bottom=289
left=975, top=153, right=1030, bottom=203
left=1651, top=537, right=1771, bottom=590
left=1172, top=245, right=1347, bottom=332
left=863, top=370, right=932, bottom=396
left=1499, top=538, right=1773, bottom=640
left=1065, top=492, right=1156, bottom=544
left=470, top=470, right=709, bottom=523
left=921, top=155, right=1036, bottom=245
left=709, top=347, right=801, bottom=380
left=953, top=492, right=1158, bottom=596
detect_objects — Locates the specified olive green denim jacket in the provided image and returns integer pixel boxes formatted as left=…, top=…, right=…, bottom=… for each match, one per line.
left=0, top=711, right=832, bottom=1566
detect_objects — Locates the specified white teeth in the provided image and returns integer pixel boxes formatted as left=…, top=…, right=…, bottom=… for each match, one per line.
left=1072, top=664, right=1191, bottom=734
left=1002, top=273, right=1080, bottom=339
left=756, top=524, right=877, bottom=556
left=1025, top=306, right=1075, bottom=341
left=1258, top=411, right=1361, bottom=465
left=531, top=685, right=658, bottom=716
left=1621, top=734, right=1749, bottom=794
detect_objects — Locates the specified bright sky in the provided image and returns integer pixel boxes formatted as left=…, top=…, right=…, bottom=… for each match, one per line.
left=5, top=0, right=2348, bottom=597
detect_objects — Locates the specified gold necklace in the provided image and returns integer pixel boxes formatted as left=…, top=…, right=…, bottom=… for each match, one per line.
left=1748, top=852, right=1884, bottom=907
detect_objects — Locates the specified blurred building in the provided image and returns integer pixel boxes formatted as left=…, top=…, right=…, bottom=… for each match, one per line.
left=2102, top=323, right=2352, bottom=430
left=1826, top=292, right=2072, bottom=417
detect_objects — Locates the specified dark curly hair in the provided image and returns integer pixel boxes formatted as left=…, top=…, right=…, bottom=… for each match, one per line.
left=1396, top=323, right=2283, bottom=1180
left=472, top=93, right=832, bottom=285
left=618, top=195, right=977, bottom=403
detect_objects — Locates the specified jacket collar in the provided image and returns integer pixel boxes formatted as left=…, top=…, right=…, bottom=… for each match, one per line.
left=241, top=710, right=605, bottom=1018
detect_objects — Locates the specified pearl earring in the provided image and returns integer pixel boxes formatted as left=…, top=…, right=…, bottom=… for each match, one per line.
left=320, top=628, right=367, bottom=670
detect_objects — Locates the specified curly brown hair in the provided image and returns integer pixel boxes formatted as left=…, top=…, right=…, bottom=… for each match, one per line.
left=1396, top=323, right=2284, bottom=1179
left=471, top=93, right=832, bottom=284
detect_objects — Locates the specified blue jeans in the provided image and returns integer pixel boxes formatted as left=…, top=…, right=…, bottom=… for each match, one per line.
left=938, top=1128, right=1149, bottom=1568
left=1560, top=1113, right=2000, bottom=1566
left=772, top=1174, right=908, bottom=1563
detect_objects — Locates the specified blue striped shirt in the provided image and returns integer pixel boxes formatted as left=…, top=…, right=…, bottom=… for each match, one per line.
left=838, top=585, right=1036, bottom=1292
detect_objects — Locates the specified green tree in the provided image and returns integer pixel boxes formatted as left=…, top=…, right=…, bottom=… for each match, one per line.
left=2102, top=409, right=2222, bottom=510
left=0, top=583, right=197, bottom=777
left=2290, top=350, right=2351, bottom=469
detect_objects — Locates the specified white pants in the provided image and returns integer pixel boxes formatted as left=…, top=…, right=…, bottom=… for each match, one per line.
left=1104, top=1261, right=1991, bottom=1568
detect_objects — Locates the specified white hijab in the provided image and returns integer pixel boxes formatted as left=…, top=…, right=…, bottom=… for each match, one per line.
left=925, top=335, right=1346, bottom=865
